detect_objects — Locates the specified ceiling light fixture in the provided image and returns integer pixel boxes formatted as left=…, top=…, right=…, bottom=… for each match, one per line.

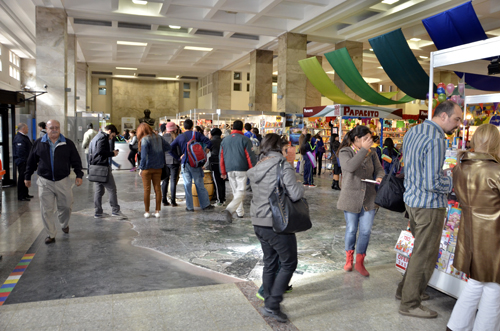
left=158, top=77, right=178, bottom=80
left=169, top=25, right=181, bottom=29
left=410, top=38, right=421, bottom=42
left=184, top=46, right=213, bottom=52
left=419, top=55, right=428, bottom=59
left=326, top=70, right=335, bottom=74
left=381, top=0, right=399, bottom=4
left=132, top=0, right=148, bottom=5
left=369, top=48, right=373, bottom=51
left=377, top=66, right=383, bottom=69
left=117, top=41, right=147, bottom=46
left=116, top=67, right=137, bottom=70
left=114, top=75, right=136, bottom=78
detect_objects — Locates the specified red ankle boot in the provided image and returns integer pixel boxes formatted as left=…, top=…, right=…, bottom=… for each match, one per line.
left=355, top=253, right=369, bottom=277
left=344, top=250, right=354, bottom=272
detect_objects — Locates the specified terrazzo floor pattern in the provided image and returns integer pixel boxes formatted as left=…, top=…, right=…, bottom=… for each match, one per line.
left=0, top=171, right=457, bottom=330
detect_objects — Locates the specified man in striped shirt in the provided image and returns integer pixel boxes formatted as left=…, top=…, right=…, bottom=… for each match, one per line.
left=397, top=101, right=463, bottom=319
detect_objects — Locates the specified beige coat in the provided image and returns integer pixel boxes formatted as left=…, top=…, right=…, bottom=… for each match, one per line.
left=337, top=146, right=385, bottom=213
left=453, top=152, right=500, bottom=284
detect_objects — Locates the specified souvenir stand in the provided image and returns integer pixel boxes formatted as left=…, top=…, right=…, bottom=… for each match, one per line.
left=303, top=104, right=403, bottom=174
left=400, top=35, right=500, bottom=299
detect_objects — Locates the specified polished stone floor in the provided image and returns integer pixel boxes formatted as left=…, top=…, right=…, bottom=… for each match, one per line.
left=0, top=170, right=457, bottom=330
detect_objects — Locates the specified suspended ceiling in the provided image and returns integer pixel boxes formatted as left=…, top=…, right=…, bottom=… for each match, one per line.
left=1, top=0, right=500, bottom=85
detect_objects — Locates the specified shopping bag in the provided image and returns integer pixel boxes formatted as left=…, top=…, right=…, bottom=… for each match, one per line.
left=306, top=151, right=317, bottom=168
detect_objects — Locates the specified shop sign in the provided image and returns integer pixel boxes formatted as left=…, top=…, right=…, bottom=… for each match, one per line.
left=303, top=106, right=328, bottom=117
left=343, top=106, right=379, bottom=118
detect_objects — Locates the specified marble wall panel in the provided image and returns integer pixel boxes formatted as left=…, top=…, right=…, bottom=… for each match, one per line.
left=36, top=7, right=67, bottom=133
left=212, top=71, right=231, bottom=110
left=67, top=34, right=76, bottom=117
left=112, top=79, right=179, bottom=130
left=76, top=63, right=87, bottom=112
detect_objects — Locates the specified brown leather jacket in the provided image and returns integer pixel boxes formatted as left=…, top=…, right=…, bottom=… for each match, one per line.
left=453, top=152, right=500, bottom=284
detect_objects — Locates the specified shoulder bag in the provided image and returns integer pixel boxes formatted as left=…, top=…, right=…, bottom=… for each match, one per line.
left=374, top=160, right=406, bottom=212
left=269, top=159, right=312, bottom=234
left=88, top=164, right=109, bottom=183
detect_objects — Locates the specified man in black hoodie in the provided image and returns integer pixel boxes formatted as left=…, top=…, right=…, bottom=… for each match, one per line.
left=89, top=124, right=127, bottom=220
left=208, top=128, right=225, bottom=206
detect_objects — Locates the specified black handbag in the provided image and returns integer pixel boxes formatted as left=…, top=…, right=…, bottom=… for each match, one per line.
left=269, top=159, right=312, bottom=234
left=375, top=160, right=406, bottom=212
left=88, top=165, right=109, bottom=183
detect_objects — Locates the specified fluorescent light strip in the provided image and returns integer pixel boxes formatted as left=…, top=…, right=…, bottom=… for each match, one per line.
left=381, top=0, right=399, bottom=4
left=114, top=75, right=136, bottom=78
left=410, top=38, right=421, bottom=42
left=117, top=41, right=147, bottom=46
left=132, top=0, right=148, bottom=5
left=158, top=77, right=178, bottom=80
left=116, top=67, right=137, bottom=70
left=419, top=56, right=428, bottom=59
left=169, top=25, right=181, bottom=29
left=184, top=46, right=213, bottom=52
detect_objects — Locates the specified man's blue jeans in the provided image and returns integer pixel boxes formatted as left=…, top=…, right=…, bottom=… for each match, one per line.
left=182, top=163, right=210, bottom=210
left=344, top=208, right=376, bottom=254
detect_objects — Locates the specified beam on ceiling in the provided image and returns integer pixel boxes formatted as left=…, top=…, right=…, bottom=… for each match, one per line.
left=244, top=0, right=282, bottom=25
left=111, top=0, right=119, bottom=11
left=159, top=0, right=172, bottom=16
left=0, top=0, right=36, bottom=44
left=204, top=0, right=228, bottom=20
left=0, top=21, right=35, bottom=58
left=140, top=43, right=152, bottom=63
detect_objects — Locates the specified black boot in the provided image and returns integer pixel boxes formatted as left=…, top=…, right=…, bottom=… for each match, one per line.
left=333, top=180, right=341, bottom=190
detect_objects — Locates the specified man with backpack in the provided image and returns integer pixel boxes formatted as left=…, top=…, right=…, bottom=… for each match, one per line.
left=219, top=120, right=257, bottom=222
left=169, top=119, right=214, bottom=212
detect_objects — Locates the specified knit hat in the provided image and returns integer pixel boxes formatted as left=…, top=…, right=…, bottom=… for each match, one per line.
left=166, top=122, right=177, bottom=132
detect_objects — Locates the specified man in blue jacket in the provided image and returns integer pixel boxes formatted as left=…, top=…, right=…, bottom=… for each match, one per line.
left=13, top=123, right=33, bottom=201
left=220, top=120, right=256, bottom=222
left=169, top=119, right=213, bottom=212
left=25, top=119, right=83, bottom=244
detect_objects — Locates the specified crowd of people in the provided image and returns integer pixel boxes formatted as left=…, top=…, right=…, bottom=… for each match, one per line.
left=12, top=100, right=500, bottom=327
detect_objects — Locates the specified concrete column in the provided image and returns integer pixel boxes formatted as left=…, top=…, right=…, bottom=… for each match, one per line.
left=334, top=40, right=363, bottom=102
left=76, top=62, right=88, bottom=112
left=306, top=55, right=322, bottom=107
left=67, top=34, right=76, bottom=117
left=277, top=32, right=307, bottom=114
left=35, top=7, right=68, bottom=134
left=249, top=49, right=273, bottom=111
left=212, top=70, right=231, bottom=110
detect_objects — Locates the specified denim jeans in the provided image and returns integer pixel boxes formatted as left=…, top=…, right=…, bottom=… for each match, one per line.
left=182, top=163, right=210, bottom=210
left=254, top=225, right=297, bottom=311
left=344, top=208, right=376, bottom=254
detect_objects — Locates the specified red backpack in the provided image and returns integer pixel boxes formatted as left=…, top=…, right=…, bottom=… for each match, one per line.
left=184, top=131, right=206, bottom=167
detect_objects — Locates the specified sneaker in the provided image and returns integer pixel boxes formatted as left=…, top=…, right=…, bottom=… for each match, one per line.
left=222, top=210, right=233, bottom=223
left=171, top=202, right=178, bottom=207
left=260, top=307, right=288, bottom=323
left=112, top=211, right=128, bottom=220
left=144, top=212, right=150, bottom=218
left=154, top=212, right=160, bottom=218
left=212, top=202, right=224, bottom=207
left=130, top=167, right=136, bottom=172
left=185, top=208, right=194, bottom=212
left=398, top=304, right=438, bottom=319
left=94, top=213, right=110, bottom=219
left=203, top=205, right=215, bottom=211
left=308, top=184, right=317, bottom=188
left=236, top=214, right=244, bottom=218
left=285, top=285, right=293, bottom=293
left=256, top=292, right=264, bottom=301
left=395, top=292, right=430, bottom=301
left=62, top=226, right=69, bottom=234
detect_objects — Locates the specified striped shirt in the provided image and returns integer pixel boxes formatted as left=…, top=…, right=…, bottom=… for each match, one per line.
left=403, top=120, right=453, bottom=208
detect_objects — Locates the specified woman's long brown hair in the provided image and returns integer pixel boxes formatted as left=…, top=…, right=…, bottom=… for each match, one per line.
left=136, top=123, right=153, bottom=151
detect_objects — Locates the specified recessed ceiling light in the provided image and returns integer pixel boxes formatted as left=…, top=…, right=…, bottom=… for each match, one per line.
left=169, top=25, right=181, bottom=29
left=158, top=77, right=177, bottom=80
left=377, top=66, right=383, bottom=69
left=410, top=38, right=421, bottom=42
left=273, top=71, right=278, bottom=75
left=326, top=70, right=335, bottom=74
left=114, top=75, right=136, bottom=78
left=132, top=0, right=148, bottom=5
left=116, top=67, right=137, bottom=70
left=419, top=55, right=428, bottom=59
left=369, top=48, right=373, bottom=51
left=117, top=41, right=147, bottom=46
left=184, top=46, right=213, bottom=52
left=381, top=0, right=399, bottom=4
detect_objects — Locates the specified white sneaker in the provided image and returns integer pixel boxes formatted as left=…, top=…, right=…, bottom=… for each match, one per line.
left=154, top=212, right=160, bottom=218
left=144, top=212, right=150, bottom=218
